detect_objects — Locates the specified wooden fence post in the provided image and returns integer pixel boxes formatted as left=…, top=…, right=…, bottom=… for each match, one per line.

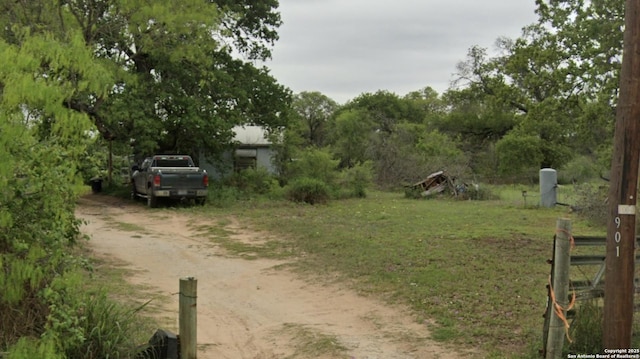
left=180, top=277, right=197, bottom=359
left=546, top=218, right=571, bottom=359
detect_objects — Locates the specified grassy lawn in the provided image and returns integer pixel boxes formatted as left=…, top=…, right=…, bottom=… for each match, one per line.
left=189, top=185, right=610, bottom=358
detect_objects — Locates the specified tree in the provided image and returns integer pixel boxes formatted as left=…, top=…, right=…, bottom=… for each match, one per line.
left=330, top=89, right=469, bottom=186
left=532, top=0, right=622, bottom=159
left=452, top=0, right=624, bottom=171
left=436, top=87, right=517, bottom=176
left=495, top=132, right=544, bottom=177
left=0, top=22, right=118, bottom=354
left=214, top=0, right=283, bottom=60
left=403, top=86, right=446, bottom=124
left=534, top=0, right=623, bottom=103
left=368, top=122, right=468, bottom=187
left=328, top=109, right=374, bottom=168
left=0, top=0, right=292, bottom=161
left=344, top=90, right=424, bottom=134
left=0, top=1, right=290, bottom=354
left=291, top=91, right=339, bottom=148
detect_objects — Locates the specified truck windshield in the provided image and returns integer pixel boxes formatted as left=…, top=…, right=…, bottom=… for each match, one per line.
left=154, top=158, right=192, bottom=167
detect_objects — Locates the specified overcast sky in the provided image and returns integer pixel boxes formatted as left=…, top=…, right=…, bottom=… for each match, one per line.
left=263, top=0, right=539, bottom=104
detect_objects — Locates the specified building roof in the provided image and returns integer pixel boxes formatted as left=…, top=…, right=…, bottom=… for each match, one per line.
left=233, top=125, right=271, bottom=146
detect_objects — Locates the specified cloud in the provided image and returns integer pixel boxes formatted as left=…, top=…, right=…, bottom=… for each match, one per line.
left=265, top=0, right=539, bottom=104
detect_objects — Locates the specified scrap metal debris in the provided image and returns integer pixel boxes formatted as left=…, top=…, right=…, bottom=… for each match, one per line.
left=409, top=170, right=459, bottom=197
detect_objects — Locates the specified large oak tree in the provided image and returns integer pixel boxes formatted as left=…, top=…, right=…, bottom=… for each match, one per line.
left=0, top=0, right=291, bottom=159
left=452, top=0, right=623, bottom=172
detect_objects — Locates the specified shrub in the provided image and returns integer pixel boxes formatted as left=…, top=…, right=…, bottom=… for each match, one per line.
left=1, top=141, right=84, bottom=352
left=558, top=155, right=601, bottom=184
left=206, top=183, right=242, bottom=208
left=6, top=337, right=60, bottom=359
left=286, top=177, right=330, bottom=205
left=101, top=182, right=132, bottom=199
left=457, top=184, right=498, bottom=201
left=572, top=183, right=608, bottom=226
left=287, top=148, right=339, bottom=186
left=404, top=186, right=424, bottom=199
left=369, top=125, right=470, bottom=188
left=496, top=133, right=544, bottom=177
left=336, top=162, right=373, bottom=198
left=226, top=167, right=279, bottom=195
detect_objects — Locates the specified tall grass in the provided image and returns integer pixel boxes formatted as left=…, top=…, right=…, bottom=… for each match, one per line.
left=4, top=267, right=154, bottom=359
left=63, top=294, right=151, bottom=359
left=567, top=300, right=603, bottom=355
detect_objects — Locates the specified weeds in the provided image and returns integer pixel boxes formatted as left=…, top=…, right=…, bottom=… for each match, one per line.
left=63, top=294, right=151, bottom=359
left=567, top=300, right=603, bottom=355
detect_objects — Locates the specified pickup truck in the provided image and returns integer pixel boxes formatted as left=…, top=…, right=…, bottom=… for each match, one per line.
left=131, top=155, right=208, bottom=207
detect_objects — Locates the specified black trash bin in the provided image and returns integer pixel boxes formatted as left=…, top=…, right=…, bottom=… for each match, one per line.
left=90, top=178, right=103, bottom=193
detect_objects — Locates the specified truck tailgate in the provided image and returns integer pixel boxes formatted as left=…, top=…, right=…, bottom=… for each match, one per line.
left=159, top=172, right=206, bottom=189
left=148, top=167, right=207, bottom=189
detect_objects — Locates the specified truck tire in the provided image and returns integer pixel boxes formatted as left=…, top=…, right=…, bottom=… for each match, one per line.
left=195, top=197, right=206, bottom=206
left=147, top=190, right=158, bottom=208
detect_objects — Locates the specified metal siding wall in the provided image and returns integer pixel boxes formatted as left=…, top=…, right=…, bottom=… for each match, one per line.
left=256, top=148, right=276, bottom=174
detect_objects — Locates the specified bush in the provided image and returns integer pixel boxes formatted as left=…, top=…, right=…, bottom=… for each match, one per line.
left=404, top=186, right=424, bottom=199
left=205, top=169, right=285, bottom=206
left=336, top=162, right=373, bottom=198
left=496, top=133, right=544, bottom=177
left=1, top=141, right=84, bottom=352
left=101, top=182, right=132, bottom=199
left=287, top=148, right=339, bottom=186
left=286, top=177, right=330, bottom=205
left=457, top=184, right=498, bottom=201
left=0, top=32, right=148, bottom=357
left=6, top=337, right=59, bottom=359
left=226, top=167, right=279, bottom=196
left=572, top=183, right=608, bottom=226
left=206, top=183, right=242, bottom=208
left=369, top=125, right=470, bottom=188
left=558, top=155, right=601, bottom=184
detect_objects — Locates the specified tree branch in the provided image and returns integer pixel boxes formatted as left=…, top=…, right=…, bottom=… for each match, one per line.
left=64, top=97, right=114, bottom=140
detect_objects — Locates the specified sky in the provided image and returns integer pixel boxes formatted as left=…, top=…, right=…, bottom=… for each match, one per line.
left=263, top=0, right=539, bottom=104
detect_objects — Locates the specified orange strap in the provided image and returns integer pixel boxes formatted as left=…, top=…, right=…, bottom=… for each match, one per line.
left=556, top=228, right=575, bottom=250
left=548, top=275, right=576, bottom=343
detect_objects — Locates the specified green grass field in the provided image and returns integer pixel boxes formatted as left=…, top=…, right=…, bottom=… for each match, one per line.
left=188, top=185, right=615, bottom=357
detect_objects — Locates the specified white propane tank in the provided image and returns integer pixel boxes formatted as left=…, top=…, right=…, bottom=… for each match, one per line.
left=539, top=168, right=557, bottom=208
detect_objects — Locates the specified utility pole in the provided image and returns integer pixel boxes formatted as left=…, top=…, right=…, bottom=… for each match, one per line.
left=603, top=0, right=640, bottom=348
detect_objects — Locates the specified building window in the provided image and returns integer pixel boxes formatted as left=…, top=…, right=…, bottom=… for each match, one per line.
left=234, top=156, right=256, bottom=172
left=234, top=148, right=258, bottom=172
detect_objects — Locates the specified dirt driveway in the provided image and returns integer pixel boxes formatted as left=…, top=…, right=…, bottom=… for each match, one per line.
left=77, top=195, right=468, bottom=359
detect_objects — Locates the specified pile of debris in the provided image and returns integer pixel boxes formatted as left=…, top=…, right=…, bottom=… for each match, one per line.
left=407, top=171, right=464, bottom=198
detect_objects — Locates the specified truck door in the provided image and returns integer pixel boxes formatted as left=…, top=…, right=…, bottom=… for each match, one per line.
left=135, top=158, right=152, bottom=194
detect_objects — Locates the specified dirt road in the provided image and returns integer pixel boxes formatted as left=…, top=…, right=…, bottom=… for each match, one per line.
left=77, top=195, right=467, bottom=359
